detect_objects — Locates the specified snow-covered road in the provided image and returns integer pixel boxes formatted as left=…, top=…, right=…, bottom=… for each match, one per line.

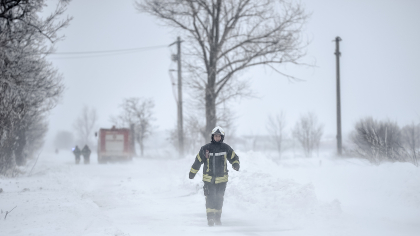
left=1, top=151, right=420, bottom=236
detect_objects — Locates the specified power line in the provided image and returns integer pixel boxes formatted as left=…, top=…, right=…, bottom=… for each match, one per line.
left=50, top=44, right=168, bottom=55
left=48, top=48, right=162, bottom=60
left=47, top=44, right=169, bottom=59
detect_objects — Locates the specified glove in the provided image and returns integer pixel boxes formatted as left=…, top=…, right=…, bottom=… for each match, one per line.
left=232, top=163, right=240, bottom=171
left=189, top=172, right=196, bottom=179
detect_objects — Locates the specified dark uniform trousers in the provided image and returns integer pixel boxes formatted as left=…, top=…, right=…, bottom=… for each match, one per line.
left=204, top=182, right=227, bottom=220
left=73, top=148, right=81, bottom=164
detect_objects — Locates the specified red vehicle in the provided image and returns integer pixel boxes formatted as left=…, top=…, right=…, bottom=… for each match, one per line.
left=97, top=126, right=133, bottom=163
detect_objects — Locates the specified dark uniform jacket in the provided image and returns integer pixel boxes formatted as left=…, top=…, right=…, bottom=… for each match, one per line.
left=81, top=146, right=91, bottom=156
left=189, top=141, right=240, bottom=184
left=73, top=147, right=81, bottom=156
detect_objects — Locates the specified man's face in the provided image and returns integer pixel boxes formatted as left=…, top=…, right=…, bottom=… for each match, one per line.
left=214, top=134, right=222, bottom=142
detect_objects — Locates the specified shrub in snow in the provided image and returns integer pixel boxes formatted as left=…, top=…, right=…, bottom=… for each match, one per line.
left=292, top=112, right=324, bottom=157
left=401, top=123, right=420, bottom=166
left=350, top=117, right=419, bottom=166
left=266, top=111, right=287, bottom=159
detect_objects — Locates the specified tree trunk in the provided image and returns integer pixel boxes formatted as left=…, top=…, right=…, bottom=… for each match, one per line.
left=140, top=142, right=144, bottom=157
left=205, top=82, right=217, bottom=138
left=130, top=124, right=137, bottom=156
left=1, top=132, right=15, bottom=173
left=137, top=139, right=144, bottom=157
left=204, top=1, right=221, bottom=139
left=15, top=128, right=26, bottom=166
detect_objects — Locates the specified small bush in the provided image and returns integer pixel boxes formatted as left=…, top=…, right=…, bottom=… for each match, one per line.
left=350, top=117, right=418, bottom=165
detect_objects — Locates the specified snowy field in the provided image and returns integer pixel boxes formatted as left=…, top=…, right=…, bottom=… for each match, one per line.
left=1, top=151, right=420, bottom=236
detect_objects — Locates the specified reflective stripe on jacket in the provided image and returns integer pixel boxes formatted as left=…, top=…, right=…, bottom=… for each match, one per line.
left=189, top=142, right=239, bottom=184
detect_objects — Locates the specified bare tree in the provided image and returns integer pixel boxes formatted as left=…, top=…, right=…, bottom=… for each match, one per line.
left=400, top=122, right=420, bottom=166
left=266, top=111, right=286, bottom=158
left=292, top=112, right=323, bottom=157
left=73, top=106, right=97, bottom=147
left=137, top=0, right=309, bottom=137
left=351, top=118, right=406, bottom=164
left=111, top=98, right=155, bottom=157
left=0, top=0, right=71, bottom=174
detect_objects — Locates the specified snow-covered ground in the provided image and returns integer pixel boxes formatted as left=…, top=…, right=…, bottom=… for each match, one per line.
left=1, top=150, right=419, bottom=236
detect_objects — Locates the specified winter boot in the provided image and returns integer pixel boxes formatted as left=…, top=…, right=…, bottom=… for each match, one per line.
left=207, top=212, right=215, bottom=227
left=215, top=212, right=222, bottom=226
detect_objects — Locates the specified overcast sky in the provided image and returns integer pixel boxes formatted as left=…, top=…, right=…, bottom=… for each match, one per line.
left=43, top=0, right=420, bottom=145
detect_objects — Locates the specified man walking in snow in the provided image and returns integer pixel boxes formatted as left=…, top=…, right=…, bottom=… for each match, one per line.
left=72, top=145, right=81, bottom=164
left=189, top=126, right=240, bottom=226
left=81, top=145, right=91, bottom=164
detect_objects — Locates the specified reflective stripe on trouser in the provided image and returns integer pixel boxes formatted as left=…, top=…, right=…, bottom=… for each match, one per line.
left=206, top=208, right=222, bottom=213
left=204, top=182, right=227, bottom=219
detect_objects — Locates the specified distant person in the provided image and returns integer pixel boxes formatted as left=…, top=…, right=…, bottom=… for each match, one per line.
left=188, top=126, right=240, bottom=226
left=81, top=145, right=91, bottom=164
left=72, top=146, right=81, bottom=164
left=55, top=148, right=59, bottom=154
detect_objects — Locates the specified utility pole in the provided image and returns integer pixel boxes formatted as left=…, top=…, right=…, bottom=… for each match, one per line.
left=176, top=37, right=184, bottom=156
left=170, top=37, right=184, bottom=156
left=334, top=36, right=342, bottom=156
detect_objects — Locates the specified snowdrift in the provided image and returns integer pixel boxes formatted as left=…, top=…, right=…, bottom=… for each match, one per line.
left=0, top=150, right=419, bottom=236
left=181, top=151, right=341, bottom=227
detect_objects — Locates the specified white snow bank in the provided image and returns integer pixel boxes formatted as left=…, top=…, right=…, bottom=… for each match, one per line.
left=0, top=150, right=419, bottom=236
left=180, top=151, right=342, bottom=231
left=180, top=150, right=420, bottom=234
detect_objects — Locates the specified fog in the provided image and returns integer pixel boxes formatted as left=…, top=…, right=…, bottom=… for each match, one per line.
left=43, top=0, right=420, bottom=144
left=1, top=0, right=420, bottom=235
